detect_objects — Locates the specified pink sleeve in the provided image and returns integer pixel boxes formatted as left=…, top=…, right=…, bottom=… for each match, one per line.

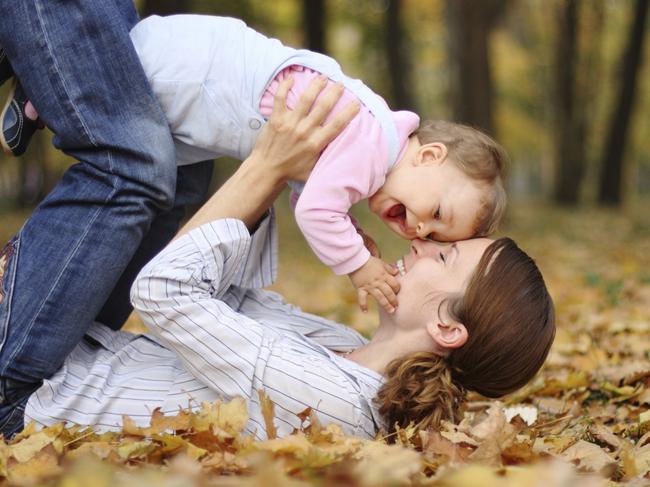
left=294, top=112, right=387, bottom=275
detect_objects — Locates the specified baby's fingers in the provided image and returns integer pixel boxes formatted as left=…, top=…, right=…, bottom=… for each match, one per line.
left=383, top=261, right=398, bottom=276
left=383, top=273, right=401, bottom=295
left=371, top=284, right=397, bottom=314
left=357, top=289, right=369, bottom=313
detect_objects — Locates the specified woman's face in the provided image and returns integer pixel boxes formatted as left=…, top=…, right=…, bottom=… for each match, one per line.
left=391, top=238, right=493, bottom=328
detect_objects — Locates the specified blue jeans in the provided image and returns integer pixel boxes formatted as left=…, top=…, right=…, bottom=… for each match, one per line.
left=0, top=0, right=211, bottom=437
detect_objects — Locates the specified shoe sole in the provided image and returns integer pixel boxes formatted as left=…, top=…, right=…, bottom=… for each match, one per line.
left=0, top=80, right=16, bottom=156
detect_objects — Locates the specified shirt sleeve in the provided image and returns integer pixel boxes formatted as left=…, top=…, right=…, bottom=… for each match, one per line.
left=237, top=288, right=368, bottom=351
left=130, top=218, right=374, bottom=438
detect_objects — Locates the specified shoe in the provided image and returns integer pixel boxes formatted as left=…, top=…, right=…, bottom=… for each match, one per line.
left=1, top=80, right=39, bottom=157
left=0, top=48, right=12, bottom=86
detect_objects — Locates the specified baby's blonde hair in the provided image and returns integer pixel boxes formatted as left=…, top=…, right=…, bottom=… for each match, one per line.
left=414, top=120, right=507, bottom=236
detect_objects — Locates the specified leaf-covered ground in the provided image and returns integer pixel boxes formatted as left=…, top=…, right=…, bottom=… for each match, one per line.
left=0, top=200, right=648, bottom=486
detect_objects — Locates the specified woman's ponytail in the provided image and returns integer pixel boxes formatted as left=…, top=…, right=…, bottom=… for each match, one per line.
left=376, top=352, right=466, bottom=439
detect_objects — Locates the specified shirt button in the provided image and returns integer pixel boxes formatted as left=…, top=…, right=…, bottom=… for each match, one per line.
left=249, top=118, right=262, bottom=130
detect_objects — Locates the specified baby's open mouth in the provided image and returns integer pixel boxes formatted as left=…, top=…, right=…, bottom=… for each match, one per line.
left=384, top=203, right=407, bottom=231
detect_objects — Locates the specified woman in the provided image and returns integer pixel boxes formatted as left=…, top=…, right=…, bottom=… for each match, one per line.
left=23, top=81, right=555, bottom=440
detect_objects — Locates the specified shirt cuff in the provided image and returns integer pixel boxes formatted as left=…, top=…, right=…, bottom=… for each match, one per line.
left=186, top=210, right=278, bottom=290
left=330, top=246, right=371, bottom=275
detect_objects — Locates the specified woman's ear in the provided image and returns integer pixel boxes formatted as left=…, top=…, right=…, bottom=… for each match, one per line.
left=414, top=142, right=448, bottom=167
left=426, top=321, right=468, bottom=350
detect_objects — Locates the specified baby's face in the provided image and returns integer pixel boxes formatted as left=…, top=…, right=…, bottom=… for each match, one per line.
left=369, top=159, right=486, bottom=242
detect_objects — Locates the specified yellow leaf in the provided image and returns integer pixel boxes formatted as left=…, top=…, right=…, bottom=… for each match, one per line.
left=633, top=443, right=650, bottom=477
left=440, top=430, right=479, bottom=447
left=253, top=433, right=313, bottom=456
left=9, top=424, right=63, bottom=463
left=640, top=410, right=650, bottom=426
left=155, top=433, right=208, bottom=460
left=117, top=440, right=156, bottom=460
left=7, top=444, right=61, bottom=485
left=66, top=441, right=115, bottom=462
left=467, top=404, right=518, bottom=466
left=353, top=441, right=422, bottom=486
left=561, top=440, right=617, bottom=476
left=149, top=407, right=191, bottom=433
left=121, top=415, right=145, bottom=436
left=191, top=398, right=248, bottom=435
left=258, top=390, right=277, bottom=440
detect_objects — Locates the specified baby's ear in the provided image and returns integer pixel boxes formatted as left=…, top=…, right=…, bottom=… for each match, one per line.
left=415, top=142, right=448, bottom=167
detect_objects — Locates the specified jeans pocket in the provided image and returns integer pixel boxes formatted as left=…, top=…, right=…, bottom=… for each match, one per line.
left=0, top=234, right=20, bottom=353
left=0, top=400, right=26, bottom=439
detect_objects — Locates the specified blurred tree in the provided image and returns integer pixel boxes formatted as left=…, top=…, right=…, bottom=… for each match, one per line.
left=553, top=0, right=585, bottom=205
left=446, top=0, right=508, bottom=136
left=385, top=0, right=416, bottom=111
left=598, top=0, right=649, bottom=205
left=141, top=0, right=189, bottom=16
left=302, top=0, right=327, bottom=54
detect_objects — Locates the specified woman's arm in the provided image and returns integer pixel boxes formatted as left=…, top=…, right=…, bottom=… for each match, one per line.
left=131, top=77, right=367, bottom=437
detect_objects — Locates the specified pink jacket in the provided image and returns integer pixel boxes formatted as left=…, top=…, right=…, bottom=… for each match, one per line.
left=260, top=66, right=420, bottom=275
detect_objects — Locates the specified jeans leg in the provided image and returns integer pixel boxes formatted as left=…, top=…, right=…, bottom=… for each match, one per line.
left=98, top=161, right=214, bottom=330
left=0, top=0, right=177, bottom=431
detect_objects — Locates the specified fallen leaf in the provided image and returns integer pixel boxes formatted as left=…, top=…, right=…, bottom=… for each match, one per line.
left=258, top=390, right=278, bottom=440
left=561, top=440, right=617, bottom=476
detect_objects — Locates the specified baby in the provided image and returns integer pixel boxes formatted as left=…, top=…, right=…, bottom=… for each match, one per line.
left=0, top=15, right=507, bottom=313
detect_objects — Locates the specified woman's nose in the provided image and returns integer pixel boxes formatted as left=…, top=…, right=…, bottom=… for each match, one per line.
left=411, top=237, right=435, bottom=255
left=414, top=238, right=446, bottom=257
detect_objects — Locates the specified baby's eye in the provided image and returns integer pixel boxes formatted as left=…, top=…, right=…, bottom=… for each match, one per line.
left=434, top=208, right=441, bottom=220
left=439, top=252, right=446, bottom=263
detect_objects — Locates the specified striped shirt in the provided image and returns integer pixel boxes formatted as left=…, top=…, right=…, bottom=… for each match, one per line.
left=24, top=214, right=386, bottom=439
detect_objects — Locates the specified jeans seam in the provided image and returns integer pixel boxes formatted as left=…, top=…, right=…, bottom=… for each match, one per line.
left=34, top=0, right=97, bottom=147
left=0, top=236, right=20, bottom=356
left=0, top=178, right=119, bottom=378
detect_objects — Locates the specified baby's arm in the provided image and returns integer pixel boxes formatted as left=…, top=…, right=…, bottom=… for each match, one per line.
left=293, top=108, right=400, bottom=312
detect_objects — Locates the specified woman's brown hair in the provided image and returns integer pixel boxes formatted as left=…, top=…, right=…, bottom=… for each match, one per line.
left=376, top=238, right=555, bottom=437
left=415, top=120, right=508, bottom=237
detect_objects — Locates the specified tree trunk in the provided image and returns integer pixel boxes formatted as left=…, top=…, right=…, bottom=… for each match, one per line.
left=598, top=0, right=649, bottom=205
left=446, top=0, right=506, bottom=136
left=302, top=0, right=327, bottom=54
left=385, top=0, right=416, bottom=111
left=553, top=0, right=584, bottom=205
left=141, top=0, right=190, bottom=17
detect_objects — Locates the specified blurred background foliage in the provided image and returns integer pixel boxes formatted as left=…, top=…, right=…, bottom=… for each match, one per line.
left=1, top=0, right=648, bottom=210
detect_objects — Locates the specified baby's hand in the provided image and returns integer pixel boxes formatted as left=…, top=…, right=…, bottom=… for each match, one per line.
left=349, top=256, right=400, bottom=314
left=358, top=229, right=381, bottom=258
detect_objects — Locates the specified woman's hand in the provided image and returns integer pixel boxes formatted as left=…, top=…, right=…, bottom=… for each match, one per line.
left=250, top=75, right=360, bottom=184
left=175, top=74, right=358, bottom=238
